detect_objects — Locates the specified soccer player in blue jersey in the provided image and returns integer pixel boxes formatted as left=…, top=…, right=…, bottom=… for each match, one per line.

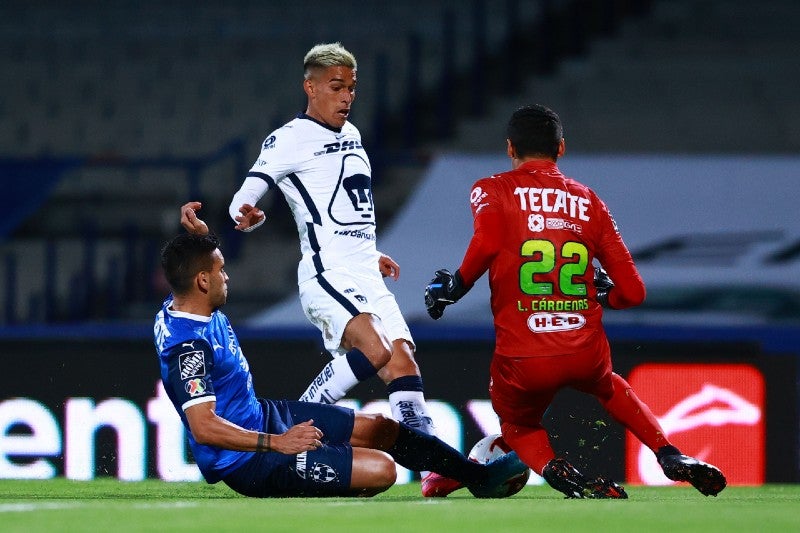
left=222, top=43, right=438, bottom=461
left=153, top=203, right=527, bottom=497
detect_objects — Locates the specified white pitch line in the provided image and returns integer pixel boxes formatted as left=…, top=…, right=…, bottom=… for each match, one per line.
left=0, top=501, right=201, bottom=513
left=0, top=502, right=84, bottom=513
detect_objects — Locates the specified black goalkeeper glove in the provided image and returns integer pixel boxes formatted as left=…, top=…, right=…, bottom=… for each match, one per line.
left=424, top=269, right=469, bottom=320
left=593, top=266, right=615, bottom=309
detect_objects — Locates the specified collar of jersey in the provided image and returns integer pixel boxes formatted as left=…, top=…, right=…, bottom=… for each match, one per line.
left=166, top=302, right=213, bottom=323
left=518, top=159, right=560, bottom=172
left=297, top=112, right=344, bottom=133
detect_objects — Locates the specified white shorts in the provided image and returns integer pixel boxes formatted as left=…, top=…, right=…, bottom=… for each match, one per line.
left=298, top=268, right=414, bottom=356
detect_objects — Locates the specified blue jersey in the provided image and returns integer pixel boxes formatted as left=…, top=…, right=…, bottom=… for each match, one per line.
left=153, top=296, right=263, bottom=483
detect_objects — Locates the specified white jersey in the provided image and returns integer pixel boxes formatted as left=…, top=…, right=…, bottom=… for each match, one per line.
left=234, top=113, right=382, bottom=284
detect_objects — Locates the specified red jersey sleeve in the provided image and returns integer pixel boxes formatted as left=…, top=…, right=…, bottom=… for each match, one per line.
left=591, top=193, right=645, bottom=309
left=457, top=178, right=504, bottom=286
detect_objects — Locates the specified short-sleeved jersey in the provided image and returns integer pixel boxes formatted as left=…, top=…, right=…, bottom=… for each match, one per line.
left=247, top=113, right=382, bottom=283
left=458, top=160, right=641, bottom=357
left=153, top=297, right=263, bottom=483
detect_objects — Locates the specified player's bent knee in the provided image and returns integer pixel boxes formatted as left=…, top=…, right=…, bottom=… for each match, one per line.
left=377, top=340, right=419, bottom=381
left=343, top=314, right=394, bottom=368
left=350, top=448, right=397, bottom=496
left=356, top=411, right=396, bottom=425
left=352, top=411, right=399, bottom=449
left=371, top=346, right=393, bottom=368
left=374, top=454, right=398, bottom=488
left=353, top=342, right=392, bottom=370
left=598, top=373, right=630, bottom=404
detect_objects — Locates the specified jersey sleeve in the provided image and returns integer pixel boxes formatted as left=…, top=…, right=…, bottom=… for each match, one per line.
left=248, top=126, right=299, bottom=185
left=228, top=176, right=270, bottom=226
left=592, top=193, right=646, bottom=309
left=229, top=126, right=299, bottom=224
left=457, top=178, right=504, bottom=286
left=163, top=339, right=217, bottom=411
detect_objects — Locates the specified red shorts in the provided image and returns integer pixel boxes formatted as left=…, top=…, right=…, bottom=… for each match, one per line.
left=489, top=334, right=614, bottom=427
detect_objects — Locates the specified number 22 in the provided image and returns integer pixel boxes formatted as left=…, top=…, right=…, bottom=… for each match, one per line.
left=519, top=240, right=589, bottom=296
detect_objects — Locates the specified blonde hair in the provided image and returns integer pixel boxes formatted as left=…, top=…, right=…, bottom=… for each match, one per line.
left=303, top=42, right=357, bottom=79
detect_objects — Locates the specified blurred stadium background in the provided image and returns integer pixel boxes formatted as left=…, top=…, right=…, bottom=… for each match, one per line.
left=1, top=0, right=798, bottom=486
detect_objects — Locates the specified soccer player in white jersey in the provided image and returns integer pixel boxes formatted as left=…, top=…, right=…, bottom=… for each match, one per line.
left=205, top=42, right=439, bottom=489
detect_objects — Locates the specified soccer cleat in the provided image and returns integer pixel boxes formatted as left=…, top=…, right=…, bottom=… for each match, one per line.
left=467, top=450, right=529, bottom=498
left=542, top=458, right=627, bottom=499
left=658, top=454, right=727, bottom=496
left=421, top=472, right=464, bottom=497
left=585, top=476, right=628, bottom=499
left=542, top=458, right=587, bottom=498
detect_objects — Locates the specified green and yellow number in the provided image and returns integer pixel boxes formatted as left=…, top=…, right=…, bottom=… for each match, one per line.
left=519, top=240, right=589, bottom=296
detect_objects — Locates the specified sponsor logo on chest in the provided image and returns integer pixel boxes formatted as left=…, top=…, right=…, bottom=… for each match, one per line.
left=314, top=139, right=363, bottom=156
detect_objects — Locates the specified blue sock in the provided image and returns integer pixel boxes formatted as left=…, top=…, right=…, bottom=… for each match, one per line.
left=386, top=423, right=485, bottom=485
left=346, top=348, right=378, bottom=381
left=386, top=375, right=424, bottom=393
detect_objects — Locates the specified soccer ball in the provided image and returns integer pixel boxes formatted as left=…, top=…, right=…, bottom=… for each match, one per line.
left=468, top=433, right=530, bottom=498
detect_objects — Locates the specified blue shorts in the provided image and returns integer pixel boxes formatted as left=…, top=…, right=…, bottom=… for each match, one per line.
left=222, top=399, right=355, bottom=497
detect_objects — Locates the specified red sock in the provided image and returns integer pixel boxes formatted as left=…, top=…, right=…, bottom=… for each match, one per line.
left=500, top=421, right=554, bottom=475
left=600, top=373, right=669, bottom=452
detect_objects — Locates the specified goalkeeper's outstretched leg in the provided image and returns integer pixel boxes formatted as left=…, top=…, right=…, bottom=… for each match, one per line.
left=598, top=373, right=727, bottom=496
left=656, top=446, right=727, bottom=497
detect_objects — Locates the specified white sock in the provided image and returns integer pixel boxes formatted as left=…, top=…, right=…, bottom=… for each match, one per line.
left=389, top=390, right=436, bottom=437
left=299, top=356, right=359, bottom=404
left=389, top=390, right=437, bottom=479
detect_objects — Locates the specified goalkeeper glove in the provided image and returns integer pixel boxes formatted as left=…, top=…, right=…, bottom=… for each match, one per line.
left=424, top=269, right=469, bottom=320
left=593, top=266, right=614, bottom=309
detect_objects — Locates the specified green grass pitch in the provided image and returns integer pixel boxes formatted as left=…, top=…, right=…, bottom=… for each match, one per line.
left=1, top=480, right=798, bottom=532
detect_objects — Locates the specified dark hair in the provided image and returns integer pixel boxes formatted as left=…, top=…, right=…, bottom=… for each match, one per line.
left=160, top=232, right=220, bottom=295
left=506, top=104, right=563, bottom=160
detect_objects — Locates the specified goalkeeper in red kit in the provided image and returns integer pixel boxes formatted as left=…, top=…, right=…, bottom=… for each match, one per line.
left=422, top=104, right=726, bottom=499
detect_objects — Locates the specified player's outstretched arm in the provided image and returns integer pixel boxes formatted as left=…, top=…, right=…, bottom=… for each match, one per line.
left=229, top=176, right=269, bottom=232
left=424, top=269, right=469, bottom=319
left=185, top=402, right=323, bottom=453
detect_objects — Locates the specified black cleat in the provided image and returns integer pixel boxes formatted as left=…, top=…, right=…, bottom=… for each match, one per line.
left=585, top=476, right=628, bottom=499
left=542, top=458, right=627, bottom=499
left=542, top=458, right=587, bottom=498
left=658, top=454, right=727, bottom=497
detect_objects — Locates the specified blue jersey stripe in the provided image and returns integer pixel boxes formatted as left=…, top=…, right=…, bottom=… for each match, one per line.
left=287, top=172, right=321, bottom=225
left=306, top=222, right=325, bottom=274
left=246, top=171, right=276, bottom=189
left=316, top=273, right=359, bottom=316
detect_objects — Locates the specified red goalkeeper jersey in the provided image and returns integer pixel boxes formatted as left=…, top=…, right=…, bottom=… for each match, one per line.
left=457, top=159, right=645, bottom=357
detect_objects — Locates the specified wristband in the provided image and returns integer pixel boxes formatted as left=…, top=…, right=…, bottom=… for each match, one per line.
left=257, top=432, right=271, bottom=452
left=241, top=216, right=265, bottom=233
